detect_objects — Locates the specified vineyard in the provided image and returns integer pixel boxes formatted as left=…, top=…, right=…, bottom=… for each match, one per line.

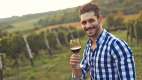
left=0, top=0, right=141, bottom=79
left=0, top=23, right=86, bottom=80
left=0, top=17, right=142, bottom=79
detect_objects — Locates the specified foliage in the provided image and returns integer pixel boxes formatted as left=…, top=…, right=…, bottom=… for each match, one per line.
left=126, top=12, right=142, bottom=45
left=92, top=0, right=142, bottom=15
left=3, top=31, right=142, bottom=80
left=46, top=31, right=59, bottom=50
left=27, top=33, right=46, bottom=54
left=36, top=8, right=80, bottom=27
left=106, top=13, right=125, bottom=31
left=135, top=13, right=142, bottom=39
left=0, top=33, right=26, bottom=59
left=57, top=31, right=68, bottom=47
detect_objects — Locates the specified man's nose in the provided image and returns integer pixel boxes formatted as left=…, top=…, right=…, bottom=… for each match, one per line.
left=86, top=22, right=92, bottom=28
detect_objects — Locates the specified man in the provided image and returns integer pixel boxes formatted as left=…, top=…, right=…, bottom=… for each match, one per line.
left=69, top=3, right=136, bottom=80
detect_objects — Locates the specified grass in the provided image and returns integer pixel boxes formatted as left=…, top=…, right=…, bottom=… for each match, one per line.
left=6, top=20, right=36, bottom=33
left=5, top=51, right=71, bottom=80
left=3, top=30, right=142, bottom=80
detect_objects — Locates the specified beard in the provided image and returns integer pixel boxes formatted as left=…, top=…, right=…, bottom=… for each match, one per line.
left=84, top=23, right=100, bottom=38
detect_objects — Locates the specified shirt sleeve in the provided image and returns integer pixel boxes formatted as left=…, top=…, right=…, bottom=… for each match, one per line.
left=111, top=39, right=136, bottom=80
left=80, top=47, right=89, bottom=80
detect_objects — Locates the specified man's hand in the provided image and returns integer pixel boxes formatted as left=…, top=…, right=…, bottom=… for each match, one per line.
left=70, top=54, right=80, bottom=69
left=69, top=54, right=81, bottom=78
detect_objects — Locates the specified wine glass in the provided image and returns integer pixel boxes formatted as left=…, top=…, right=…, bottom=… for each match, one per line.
left=69, top=38, right=81, bottom=54
left=69, top=38, right=82, bottom=79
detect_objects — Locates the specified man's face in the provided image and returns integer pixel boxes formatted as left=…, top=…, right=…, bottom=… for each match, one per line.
left=80, top=11, right=101, bottom=38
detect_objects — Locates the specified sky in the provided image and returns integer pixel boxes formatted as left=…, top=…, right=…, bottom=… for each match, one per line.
left=0, top=0, right=91, bottom=18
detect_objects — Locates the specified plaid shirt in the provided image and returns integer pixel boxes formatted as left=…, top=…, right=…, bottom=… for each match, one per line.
left=80, top=29, right=136, bottom=80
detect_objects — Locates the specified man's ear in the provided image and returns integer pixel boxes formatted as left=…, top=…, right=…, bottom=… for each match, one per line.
left=98, top=15, right=104, bottom=25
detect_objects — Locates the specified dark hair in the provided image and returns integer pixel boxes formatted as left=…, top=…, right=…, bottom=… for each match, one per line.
left=79, top=3, right=100, bottom=18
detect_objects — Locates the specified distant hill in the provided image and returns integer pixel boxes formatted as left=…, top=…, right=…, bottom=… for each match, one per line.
left=0, top=0, right=141, bottom=33
left=92, top=0, right=142, bottom=15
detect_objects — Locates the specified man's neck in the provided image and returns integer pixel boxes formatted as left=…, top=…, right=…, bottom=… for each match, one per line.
left=90, top=28, right=103, bottom=49
left=90, top=28, right=103, bottom=44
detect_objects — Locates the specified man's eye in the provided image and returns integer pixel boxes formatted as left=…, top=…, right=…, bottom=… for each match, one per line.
left=88, top=19, right=95, bottom=23
left=81, top=21, right=87, bottom=25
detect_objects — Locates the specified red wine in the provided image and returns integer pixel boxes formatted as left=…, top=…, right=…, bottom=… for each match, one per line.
left=70, top=46, right=81, bottom=53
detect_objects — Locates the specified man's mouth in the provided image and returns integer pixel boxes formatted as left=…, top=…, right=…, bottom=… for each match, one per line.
left=85, top=26, right=96, bottom=31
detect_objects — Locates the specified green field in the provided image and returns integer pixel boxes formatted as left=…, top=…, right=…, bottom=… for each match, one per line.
left=4, top=30, right=142, bottom=80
